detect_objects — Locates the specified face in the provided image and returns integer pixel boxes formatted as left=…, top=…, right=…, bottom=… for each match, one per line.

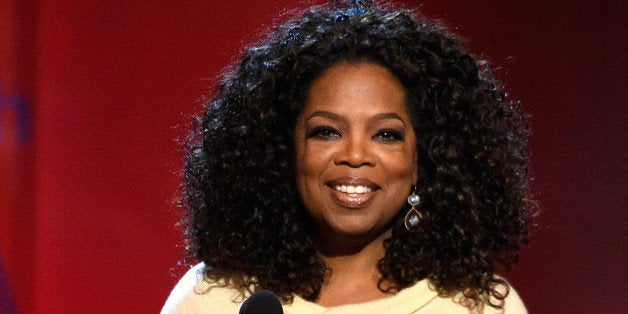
left=294, top=62, right=418, bottom=240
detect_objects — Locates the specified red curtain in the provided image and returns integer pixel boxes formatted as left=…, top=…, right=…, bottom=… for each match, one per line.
left=1, top=1, right=625, bottom=313
left=0, top=1, right=37, bottom=313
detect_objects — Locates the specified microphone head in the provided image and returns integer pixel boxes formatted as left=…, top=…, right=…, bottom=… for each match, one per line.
left=239, top=290, right=283, bottom=314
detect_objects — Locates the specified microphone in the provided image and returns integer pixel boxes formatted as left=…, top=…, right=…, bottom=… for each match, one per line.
left=239, top=290, right=283, bottom=314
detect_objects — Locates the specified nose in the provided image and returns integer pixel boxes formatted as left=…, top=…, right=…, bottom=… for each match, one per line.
left=333, top=134, right=376, bottom=167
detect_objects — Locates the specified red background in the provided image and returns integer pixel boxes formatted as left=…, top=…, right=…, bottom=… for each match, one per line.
left=0, top=0, right=625, bottom=313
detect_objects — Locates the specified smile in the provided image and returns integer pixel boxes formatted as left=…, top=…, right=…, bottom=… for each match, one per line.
left=326, top=177, right=379, bottom=208
left=334, top=185, right=372, bottom=194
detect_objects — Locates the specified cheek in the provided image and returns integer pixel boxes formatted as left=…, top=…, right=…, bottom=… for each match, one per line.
left=382, top=148, right=418, bottom=178
left=294, top=142, right=326, bottom=199
left=295, top=141, right=335, bottom=176
left=403, top=138, right=419, bottom=183
left=295, top=144, right=314, bottom=179
left=294, top=146, right=326, bottom=219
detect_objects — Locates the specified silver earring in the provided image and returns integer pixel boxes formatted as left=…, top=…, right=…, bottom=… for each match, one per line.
left=404, top=188, right=422, bottom=231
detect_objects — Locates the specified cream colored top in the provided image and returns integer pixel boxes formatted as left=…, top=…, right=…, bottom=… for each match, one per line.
left=162, top=263, right=527, bottom=314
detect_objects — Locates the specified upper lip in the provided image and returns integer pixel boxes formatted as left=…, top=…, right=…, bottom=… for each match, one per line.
left=326, top=177, right=379, bottom=190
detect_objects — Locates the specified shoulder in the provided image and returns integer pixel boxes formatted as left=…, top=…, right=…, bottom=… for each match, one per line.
left=286, top=279, right=526, bottom=314
left=418, top=278, right=527, bottom=314
left=461, top=280, right=527, bottom=314
left=499, top=283, right=527, bottom=314
left=485, top=278, right=527, bottom=314
left=161, top=263, right=244, bottom=314
left=419, top=278, right=527, bottom=314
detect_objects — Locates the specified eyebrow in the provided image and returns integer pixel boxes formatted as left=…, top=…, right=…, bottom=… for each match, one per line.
left=306, top=110, right=407, bottom=125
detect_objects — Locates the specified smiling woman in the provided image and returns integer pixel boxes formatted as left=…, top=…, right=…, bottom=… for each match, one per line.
left=162, top=1, right=533, bottom=313
left=294, top=61, right=419, bottom=306
left=295, top=62, right=417, bottom=239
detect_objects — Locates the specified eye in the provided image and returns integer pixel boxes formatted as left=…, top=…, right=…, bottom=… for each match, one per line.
left=374, top=129, right=404, bottom=142
left=306, top=126, right=341, bottom=140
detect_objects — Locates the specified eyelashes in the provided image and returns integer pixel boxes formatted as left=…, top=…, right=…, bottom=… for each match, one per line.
left=305, top=126, right=405, bottom=142
left=375, top=129, right=404, bottom=142
left=306, top=126, right=340, bottom=140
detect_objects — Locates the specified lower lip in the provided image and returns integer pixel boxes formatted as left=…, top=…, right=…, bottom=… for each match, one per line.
left=328, top=186, right=377, bottom=208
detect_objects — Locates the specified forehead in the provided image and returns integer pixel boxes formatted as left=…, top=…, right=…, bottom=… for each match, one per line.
left=303, top=61, right=409, bottom=117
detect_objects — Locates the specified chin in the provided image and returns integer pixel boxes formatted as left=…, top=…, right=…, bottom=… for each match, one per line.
left=327, top=217, right=389, bottom=238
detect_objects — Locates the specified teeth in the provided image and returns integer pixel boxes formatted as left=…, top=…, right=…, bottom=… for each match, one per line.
left=334, top=185, right=372, bottom=194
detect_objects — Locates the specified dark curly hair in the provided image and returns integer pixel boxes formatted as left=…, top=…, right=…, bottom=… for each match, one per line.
left=181, top=0, right=533, bottom=310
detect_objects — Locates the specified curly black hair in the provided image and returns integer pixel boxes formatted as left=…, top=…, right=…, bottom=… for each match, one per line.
left=181, top=0, right=533, bottom=310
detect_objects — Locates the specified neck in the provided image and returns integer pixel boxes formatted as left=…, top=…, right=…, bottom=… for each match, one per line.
left=316, top=228, right=389, bottom=260
left=313, top=229, right=398, bottom=306
left=314, top=224, right=392, bottom=256
left=315, top=227, right=393, bottom=287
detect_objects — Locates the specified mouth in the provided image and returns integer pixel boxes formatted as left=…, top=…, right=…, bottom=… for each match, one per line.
left=326, top=177, right=379, bottom=208
left=333, top=185, right=372, bottom=194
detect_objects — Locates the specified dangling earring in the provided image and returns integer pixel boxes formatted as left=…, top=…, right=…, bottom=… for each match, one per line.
left=404, top=187, right=422, bottom=231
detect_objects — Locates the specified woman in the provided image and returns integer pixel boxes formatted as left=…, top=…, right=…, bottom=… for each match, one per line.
left=163, top=1, right=533, bottom=313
